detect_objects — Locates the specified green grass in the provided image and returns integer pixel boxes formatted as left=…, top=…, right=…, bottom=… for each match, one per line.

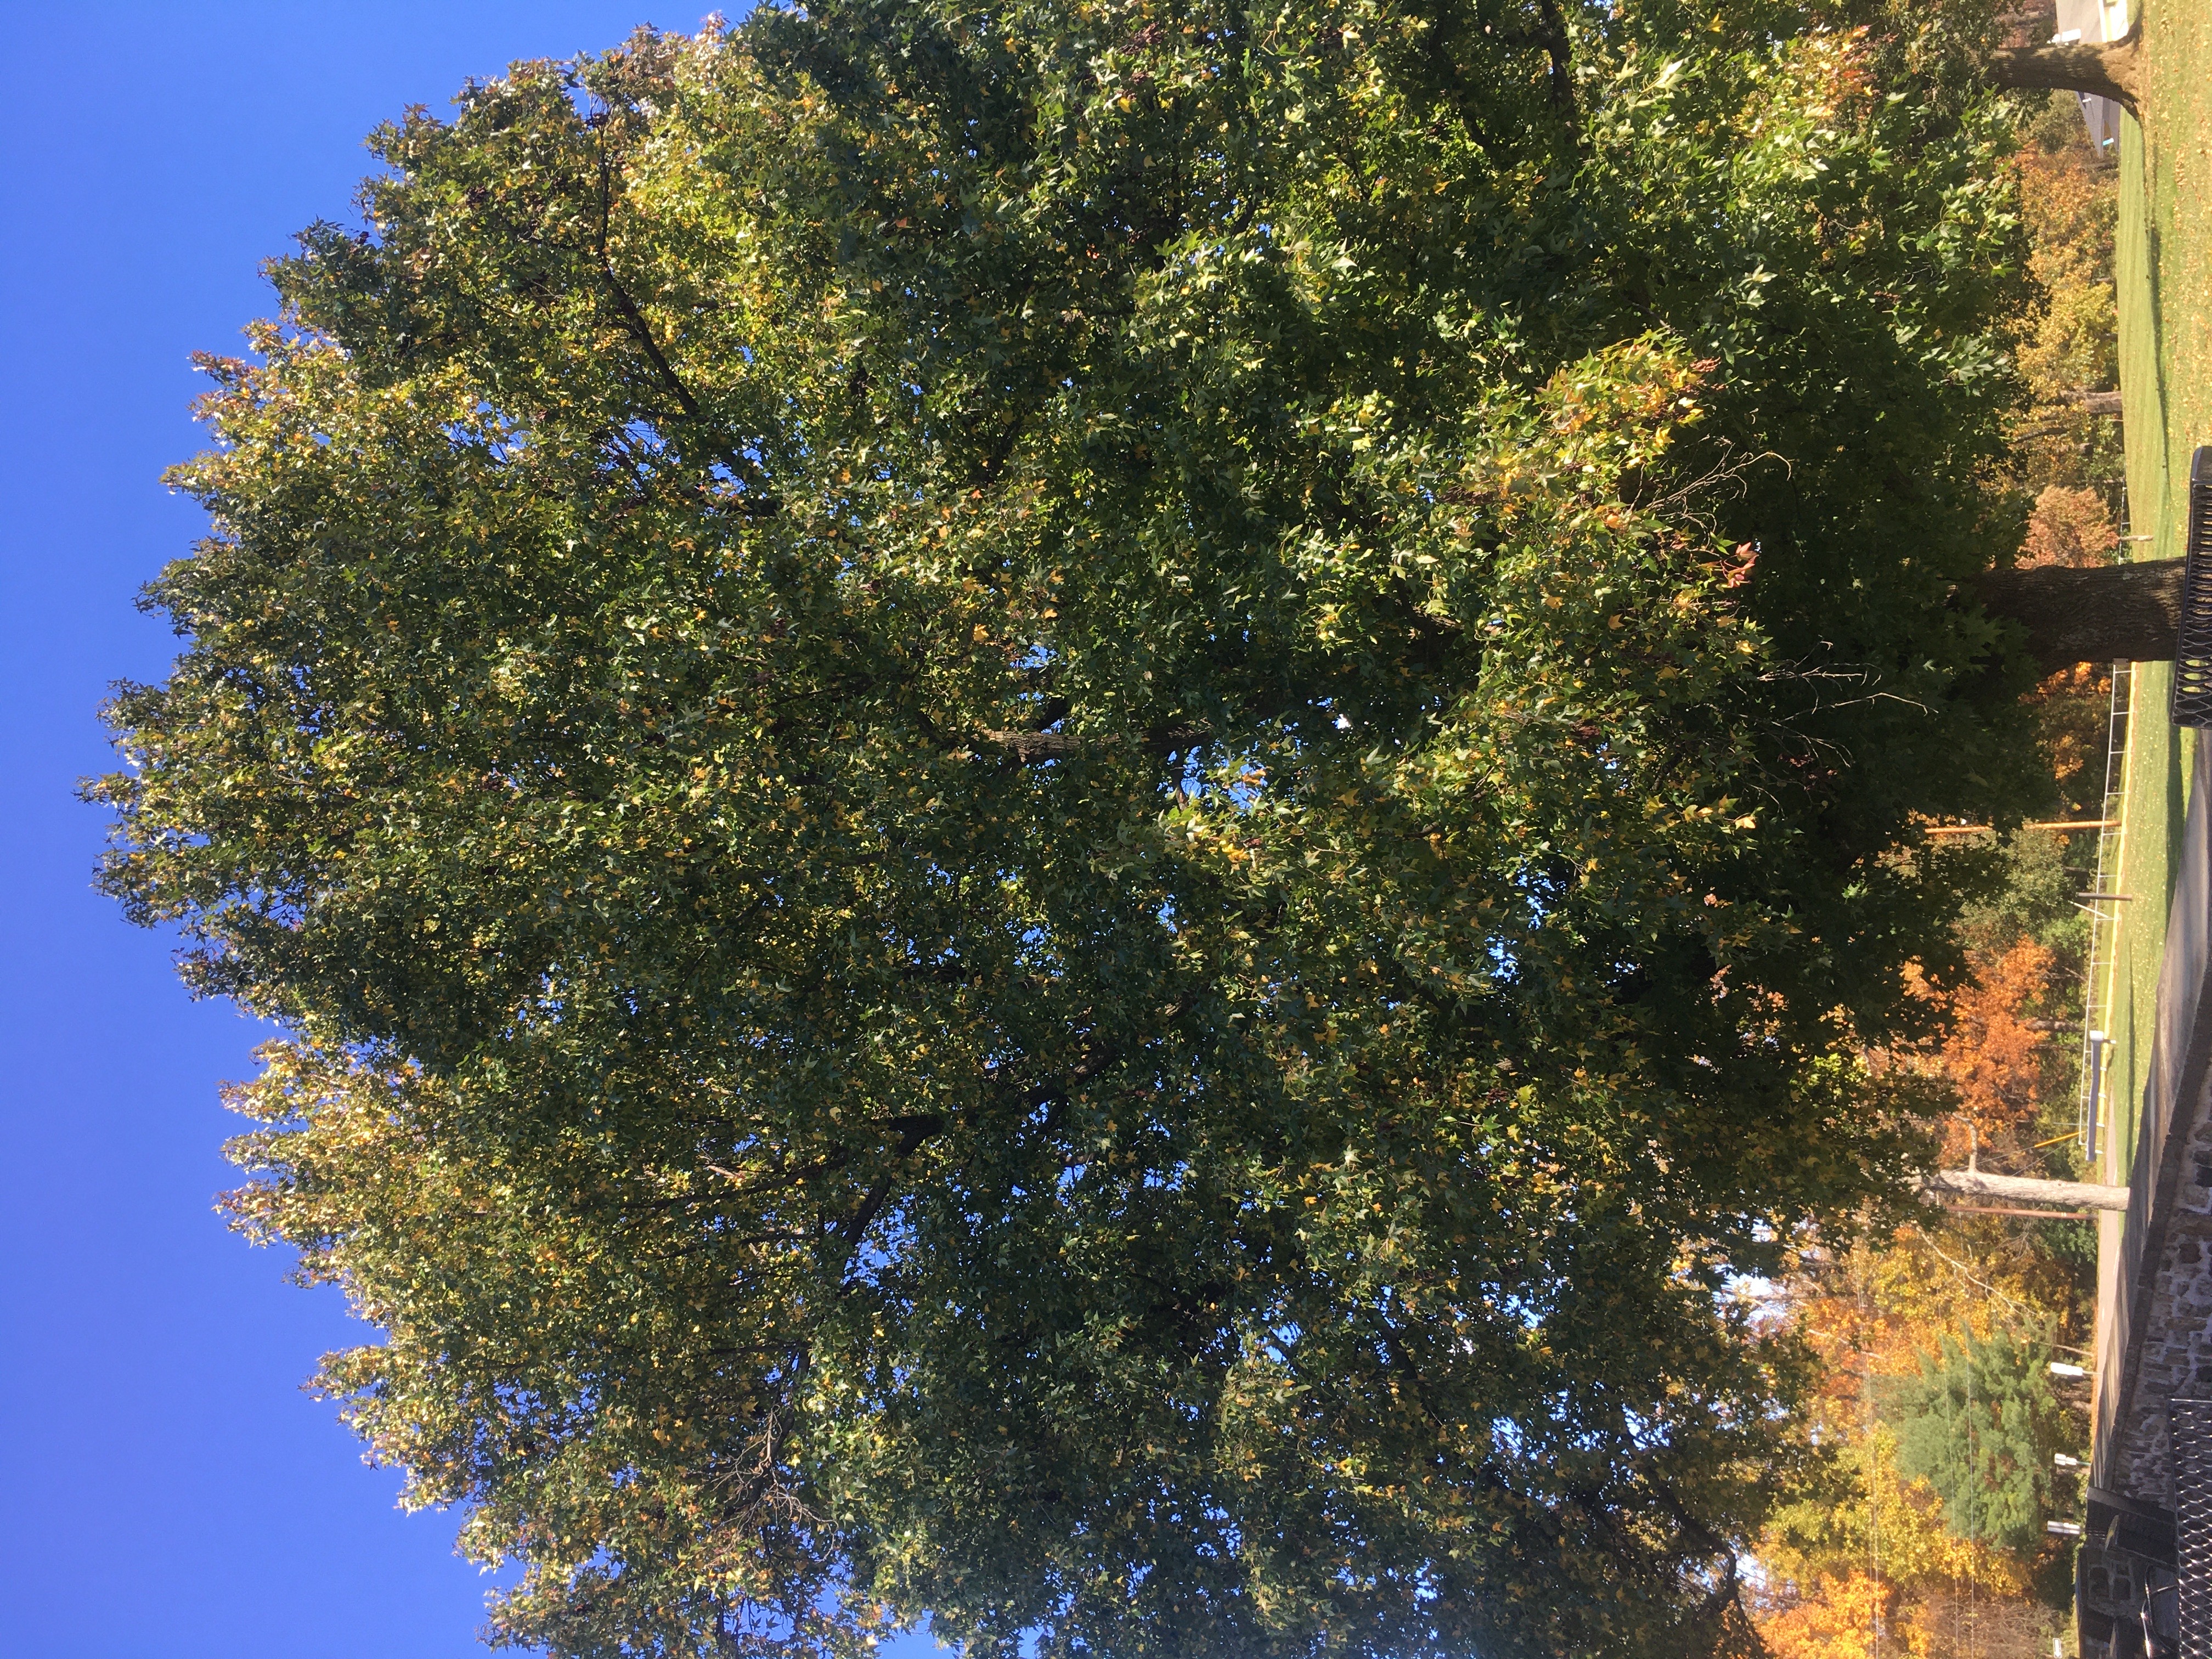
left=2099, top=0, right=2212, bottom=1196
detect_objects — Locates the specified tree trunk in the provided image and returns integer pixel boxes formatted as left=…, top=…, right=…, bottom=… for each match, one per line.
left=1988, top=22, right=2141, bottom=111
left=2070, top=387, right=2125, bottom=416
left=1975, top=557, right=2184, bottom=670
left=1921, top=1167, right=2131, bottom=1210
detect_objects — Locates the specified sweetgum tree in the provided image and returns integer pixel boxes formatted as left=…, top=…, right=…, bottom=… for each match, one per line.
left=95, top=2, right=2043, bottom=1654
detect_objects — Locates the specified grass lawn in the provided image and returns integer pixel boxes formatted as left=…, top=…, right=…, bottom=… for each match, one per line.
left=2099, top=0, right=2212, bottom=1231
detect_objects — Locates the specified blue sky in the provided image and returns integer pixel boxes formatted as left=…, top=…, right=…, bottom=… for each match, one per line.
left=0, top=5, right=932, bottom=1655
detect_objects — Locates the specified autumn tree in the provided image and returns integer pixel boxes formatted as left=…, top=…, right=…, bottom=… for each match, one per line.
left=1750, top=831, right=2101, bottom=1650
left=94, top=3, right=2061, bottom=1655
left=2010, top=90, right=2123, bottom=501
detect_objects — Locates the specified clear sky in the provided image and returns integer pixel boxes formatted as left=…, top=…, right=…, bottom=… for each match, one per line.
left=0, top=5, right=928, bottom=1656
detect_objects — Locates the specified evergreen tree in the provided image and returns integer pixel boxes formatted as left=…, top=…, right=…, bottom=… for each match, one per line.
left=1887, top=1327, right=2066, bottom=1556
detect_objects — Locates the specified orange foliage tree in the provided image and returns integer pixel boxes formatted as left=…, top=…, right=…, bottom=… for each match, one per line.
left=1940, top=936, right=2055, bottom=1149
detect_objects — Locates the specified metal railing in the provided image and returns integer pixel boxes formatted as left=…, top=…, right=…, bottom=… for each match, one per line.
left=2083, top=658, right=2133, bottom=1162
left=2170, top=445, right=2212, bottom=726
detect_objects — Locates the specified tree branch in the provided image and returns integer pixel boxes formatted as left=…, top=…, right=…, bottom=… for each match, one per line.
left=829, top=1002, right=1191, bottom=1252
left=1527, top=0, right=1577, bottom=123
left=968, top=721, right=1212, bottom=762
left=834, top=1115, right=946, bottom=1248
left=595, top=137, right=702, bottom=420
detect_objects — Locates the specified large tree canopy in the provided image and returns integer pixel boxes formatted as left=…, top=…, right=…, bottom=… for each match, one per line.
left=97, top=2, right=2043, bottom=1654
